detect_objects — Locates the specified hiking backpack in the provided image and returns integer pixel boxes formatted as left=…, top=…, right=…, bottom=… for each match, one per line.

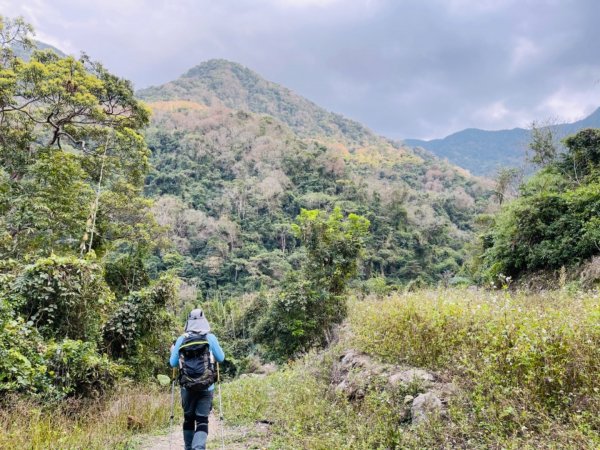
left=178, top=332, right=216, bottom=391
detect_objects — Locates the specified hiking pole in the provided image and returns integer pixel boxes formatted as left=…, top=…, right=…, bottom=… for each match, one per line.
left=217, top=362, right=225, bottom=450
left=169, top=367, right=176, bottom=450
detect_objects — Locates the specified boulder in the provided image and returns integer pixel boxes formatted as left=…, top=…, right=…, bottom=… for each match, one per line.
left=332, top=350, right=390, bottom=400
left=332, top=349, right=455, bottom=424
left=411, top=392, right=443, bottom=424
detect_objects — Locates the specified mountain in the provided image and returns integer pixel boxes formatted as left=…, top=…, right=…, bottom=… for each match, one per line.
left=136, top=60, right=493, bottom=296
left=404, top=108, right=600, bottom=175
left=137, top=59, right=379, bottom=147
left=11, top=40, right=66, bottom=60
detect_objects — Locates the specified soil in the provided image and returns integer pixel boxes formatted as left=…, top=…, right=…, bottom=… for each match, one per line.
left=137, top=412, right=270, bottom=450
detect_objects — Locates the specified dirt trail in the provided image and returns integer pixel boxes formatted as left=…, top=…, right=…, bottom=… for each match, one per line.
left=138, top=413, right=270, bottom=450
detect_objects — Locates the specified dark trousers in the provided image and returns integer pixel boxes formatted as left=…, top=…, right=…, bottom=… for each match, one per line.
left=181, top=387, right=214, bottom=450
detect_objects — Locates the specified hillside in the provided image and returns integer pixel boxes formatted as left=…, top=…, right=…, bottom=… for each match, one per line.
left=137, top=60, right=493, bottom=297
left=11, top=39, right=66, bottom=59
left=138, top=59, right=384, bottom=147
left=217, top=288, right=600, bottom=449
left=405, top=107, right=600, bottom=175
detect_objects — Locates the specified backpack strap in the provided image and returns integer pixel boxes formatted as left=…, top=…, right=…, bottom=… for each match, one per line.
left=179, top=338, right=209, bottom=351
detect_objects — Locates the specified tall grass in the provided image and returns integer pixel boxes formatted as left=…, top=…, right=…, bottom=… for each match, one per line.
left=0, top=384, right=179, bottom=450
left=220, top=288, right=600, bottom=449
left=220, top=358, right=418, bottom=449
left=351, top=289, right=600, bottom=446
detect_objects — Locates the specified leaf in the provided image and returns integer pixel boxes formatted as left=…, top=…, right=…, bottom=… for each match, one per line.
left=156, top=374, right=171, bottom=386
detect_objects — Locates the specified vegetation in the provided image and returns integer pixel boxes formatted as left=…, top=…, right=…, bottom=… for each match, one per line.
left=480, top=128, right=600, bottom=282
left=141, top=64, right=492, bottom=298
left=0, top=15, right=177, bottom=400
left=220, top=289, right=600, bottom=449
left=253, top=207, right=369, bottom=360
left=0, top=384, right=177, bottom=449
left=137, top=59, right=379, bottom=146
left=2, top=13, right=599, bottom=450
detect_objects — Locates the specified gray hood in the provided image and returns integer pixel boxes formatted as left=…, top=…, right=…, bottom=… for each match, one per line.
left=185, top=308, right=211, bottom=334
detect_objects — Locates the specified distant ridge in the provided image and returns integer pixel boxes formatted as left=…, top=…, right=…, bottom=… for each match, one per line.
left=12, top=40, right=66, bottom=60
left=404, top=108, right=600, bottom=175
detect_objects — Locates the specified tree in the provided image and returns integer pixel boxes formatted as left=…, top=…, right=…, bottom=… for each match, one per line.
left=481, top=128, right=600, bottom=281
left=559, top=128, right=600, bottom=183
left=0, top=33, right=151, bottom=258
left=494, top=167, right=521, bottom=205
left=254, top=207, right=370, bottom=360
left=528, top=120, right=559, bottom=167
left=292, top=206, right=370, bottom=295
left=0, top=17, right=174, bottom=397
left=0, top=15, right=34, bottom=66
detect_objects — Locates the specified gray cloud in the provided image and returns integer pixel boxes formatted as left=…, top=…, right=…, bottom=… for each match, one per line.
left=1, top=0, right=600, bottom=139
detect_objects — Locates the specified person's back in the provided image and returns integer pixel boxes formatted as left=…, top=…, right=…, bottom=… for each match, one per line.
left=170, top=309, right=225, bottom=450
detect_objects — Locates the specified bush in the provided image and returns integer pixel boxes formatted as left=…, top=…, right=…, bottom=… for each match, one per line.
left=361, top=276, right=390, bottom=296
left=482, top=128, right=600, bottom=280
left=11, top=255, right=114, bottom=342
left=0, top=316, right=50, bottom=396
left=103, top=274, right=178, bottom=378
left=253, top=275, right=345, bottom=361
left=45, top=340, right=126, bottom=397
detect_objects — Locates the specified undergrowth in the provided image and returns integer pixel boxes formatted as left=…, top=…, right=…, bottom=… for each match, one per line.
left=220, top=288, right=600, bottom=449
left=0, top=383, right=178, bottom=450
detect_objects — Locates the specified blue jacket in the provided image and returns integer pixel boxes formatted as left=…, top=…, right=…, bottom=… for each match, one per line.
left=170, top=332, right=225, bottom=391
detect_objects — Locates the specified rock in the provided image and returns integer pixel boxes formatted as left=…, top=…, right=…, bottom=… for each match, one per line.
left=432, top=382, right=458, bottom=400
left=254, top=363, right=277, bottom=376
left=389, top=368, right=435, bottom=387
left=411, top=392, right=443, bottom=424
left=332, top=349, right=454, bottom=424
left=332, top=350, right=390, bottom=400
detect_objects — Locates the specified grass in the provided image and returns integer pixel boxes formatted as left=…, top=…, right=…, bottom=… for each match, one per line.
left=0, top=383, right=180, bottom=450
left=219, top=288, right=600, bottom=449
left=4, top=288, right=597, bottom=449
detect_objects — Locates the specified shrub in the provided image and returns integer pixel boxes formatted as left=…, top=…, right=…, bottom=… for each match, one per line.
left=0, top=316, right=50, bottom=396
left=44, top=340, right=126, bottom=397
left=253, top=274, right=345, bottom=361
left=11, top=255, right=114, bottom=342
left=481, top=128, right=600, bottom=281
left=103, top=273, right=178, bottom=377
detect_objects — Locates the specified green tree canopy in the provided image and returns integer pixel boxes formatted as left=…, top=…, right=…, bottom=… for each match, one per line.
left=481, top=128, right=600, bottom=281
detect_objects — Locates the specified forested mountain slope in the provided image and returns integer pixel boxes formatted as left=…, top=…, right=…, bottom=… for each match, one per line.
left=405, top=107, right=600, bottom=175
left=137, top=59, right=377, bottom=146
left=138, top=61, right=493, bottom=297
left=12, top=39, right=65, bottom=59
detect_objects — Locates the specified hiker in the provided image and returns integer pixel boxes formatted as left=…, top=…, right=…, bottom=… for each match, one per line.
left=170, top=308, right=225, bottom=450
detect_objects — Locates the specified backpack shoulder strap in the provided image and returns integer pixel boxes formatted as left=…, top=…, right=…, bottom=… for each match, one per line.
left=179, top=333, right=209, bottom=352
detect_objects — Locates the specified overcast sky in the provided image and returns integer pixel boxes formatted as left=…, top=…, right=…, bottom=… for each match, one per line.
left=2, top=0, right=600, bottom=139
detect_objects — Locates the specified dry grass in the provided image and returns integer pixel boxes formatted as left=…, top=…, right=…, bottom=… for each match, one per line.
left=0, top=383, right=179, bottom=450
